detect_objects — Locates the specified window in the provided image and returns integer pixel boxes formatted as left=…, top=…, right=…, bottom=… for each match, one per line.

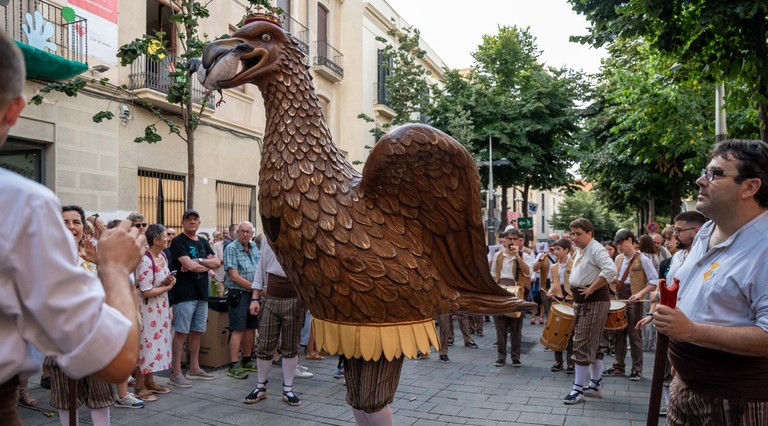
left=277, top=0, right=291, bottom=17
left=317, top=4, right=328, bottom=44
left=0, top=138, right=45, bottom=183
left=376, top=49, right=391, bottom=105
left=147, top=0, right=177, bottom=53
left=138, top=170, right=186, bottom=228
left=216, top=181, right=257, bottom=232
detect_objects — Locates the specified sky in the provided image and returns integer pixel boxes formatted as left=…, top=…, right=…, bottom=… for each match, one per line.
left=383, top=0, right=607, bottom=74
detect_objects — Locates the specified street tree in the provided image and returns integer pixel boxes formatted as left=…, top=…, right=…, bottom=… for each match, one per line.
left=549, top=190, right=621, bottom=241
left=358, top=21, right=431, bottom=143
left=568, top=0, right=768, bottom=140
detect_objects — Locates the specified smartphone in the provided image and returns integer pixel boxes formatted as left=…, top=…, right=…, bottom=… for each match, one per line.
left=169, top=270, right=178, bottom=276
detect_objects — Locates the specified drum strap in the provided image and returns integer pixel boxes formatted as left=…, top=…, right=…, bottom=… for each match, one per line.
left=616, top=252, right=638, bottom=293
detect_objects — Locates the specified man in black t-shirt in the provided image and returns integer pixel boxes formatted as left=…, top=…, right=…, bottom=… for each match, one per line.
left=167, top=209, right=221, bottom=388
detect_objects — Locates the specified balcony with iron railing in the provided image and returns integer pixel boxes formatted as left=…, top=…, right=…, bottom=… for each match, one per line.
left=128, top=53, right=215, bottom=112
left=1, top=0, right=88, bottom=79
left=313, top=41, right=343, bottom=82
left=280, top=13, right=309, bottom=55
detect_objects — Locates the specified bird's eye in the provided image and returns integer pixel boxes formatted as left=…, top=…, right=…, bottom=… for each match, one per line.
left=261, top=33, right=272, bottom=42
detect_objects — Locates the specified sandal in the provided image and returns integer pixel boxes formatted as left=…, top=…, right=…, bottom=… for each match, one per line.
left=530, top=317, right=536, bottom=325
left=539, top=317, right=544, bottom=324
left=244, top=381, right=268, bottom=404
left=306, top=353, right=325, bottom=361
left=18, top=388, right=38, bottom=406
left=145, top=382, right=171, bottom=394
left=136, top=389, right=158, bottom=401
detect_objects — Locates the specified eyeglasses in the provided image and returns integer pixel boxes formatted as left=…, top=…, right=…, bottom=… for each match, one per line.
left=238, top=229, right=254, bottom=234
left=134, top=223, right=147, bottom=228
left=673, top=227, right=697, bottom=235
left=701, top=168, right=741, bottom=182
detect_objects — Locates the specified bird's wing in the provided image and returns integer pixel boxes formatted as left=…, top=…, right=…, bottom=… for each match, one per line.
left=357, top=123, right=508, bottom=300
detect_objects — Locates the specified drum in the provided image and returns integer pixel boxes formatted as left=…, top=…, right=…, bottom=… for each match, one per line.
left=540, top=302, right=575, bottom=351
left=604, top=300, right=628, bottom=331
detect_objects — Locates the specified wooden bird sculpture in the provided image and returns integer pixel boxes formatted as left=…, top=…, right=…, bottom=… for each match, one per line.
left=202, top=17, right=535, bottom=361
left=188, top=43, right=254, bottom=106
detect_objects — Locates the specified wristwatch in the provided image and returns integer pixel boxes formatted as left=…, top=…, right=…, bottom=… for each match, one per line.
left=197, top=258, right=203, bottom=264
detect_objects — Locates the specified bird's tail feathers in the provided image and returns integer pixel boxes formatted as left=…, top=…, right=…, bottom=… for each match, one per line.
left=456, top=292, right=537, bottom=315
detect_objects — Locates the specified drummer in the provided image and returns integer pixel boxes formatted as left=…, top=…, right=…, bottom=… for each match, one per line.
left=547, top=238, right=575, bottom=373
left=603, top=230, right=658, bottom=381
left=562, top=218, right=617, bottom=405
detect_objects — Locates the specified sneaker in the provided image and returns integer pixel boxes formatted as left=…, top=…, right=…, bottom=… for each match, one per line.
left=512, top=359, right=522, bottom=367
left=476, top=331, right=484, bottom=337
left=416, top=350, right=430, bottom=360
left=227, top=363, right=249, bottom=380
left=493, top=342, right=498, bottom=347
left=551, top=363, right=564, bottom=372
left=465, top=341, right=479, bottom=349
left=602, top=367, right=625, bottom=377
left=494, top=359, right=506, bottom=367
left=240, top=359, right=258, bottom=372
left=583, top=379, right=603, bottom=398
left=168, top=374, right=192, bottom=388
left=115, top=393, right=145, bottom=409
left=563, top=389, right=584, bottom=405
left=187, top=369, right=215, bottom=380
left=566, top=366, right=575, bottom=375
left=244, top=386, right=267, bottom=404
left=283, top=390, right=301, bottom=406
left=629, top=372, right=642, bottom=381
left=659, top=405, right=668, bottom=416
left=295, top=366, right=314, bottom=378
left=297, top=364, right=310, bottom=373
left=439, top=355, right=450, bottom=363
left=333, top=366, right=345, bottom=379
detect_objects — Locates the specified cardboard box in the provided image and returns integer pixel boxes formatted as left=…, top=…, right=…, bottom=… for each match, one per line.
left=182, top=308, right=231, bottom=368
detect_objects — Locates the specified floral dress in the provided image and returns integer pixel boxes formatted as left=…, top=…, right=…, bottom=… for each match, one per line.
left=136, top=252, right=172, bottom=374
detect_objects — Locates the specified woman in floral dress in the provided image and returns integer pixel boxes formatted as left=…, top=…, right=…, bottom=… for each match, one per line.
left=135, top=224, right=176, bottom=398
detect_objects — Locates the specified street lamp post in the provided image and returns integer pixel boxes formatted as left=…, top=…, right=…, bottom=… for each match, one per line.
left=488, top=136, right=495, bottom=245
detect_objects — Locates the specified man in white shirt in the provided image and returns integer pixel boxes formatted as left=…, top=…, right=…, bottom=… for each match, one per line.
left=654, top=140, right=768, bottom=424
left=562, top=218, right=617, bottom=405
left=0, top=32, right=143, bottom=425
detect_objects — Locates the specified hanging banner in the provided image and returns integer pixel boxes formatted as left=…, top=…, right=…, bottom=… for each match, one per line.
left=69, top=0, right=119, bottom=65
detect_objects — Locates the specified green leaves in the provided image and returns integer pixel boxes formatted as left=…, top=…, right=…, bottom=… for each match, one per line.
left=92, top=111, right=114, bottom=123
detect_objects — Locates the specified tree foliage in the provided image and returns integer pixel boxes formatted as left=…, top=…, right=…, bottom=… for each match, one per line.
left=358, top=21, right=431, bottom=144
left=549, top=191, right=621, bottom=242
left=569, top=0, right=768, bottom=140
left=429, top=26, right=582, bottom=228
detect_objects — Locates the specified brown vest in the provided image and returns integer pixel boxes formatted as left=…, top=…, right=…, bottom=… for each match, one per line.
left=611, top=253, right=647, bottom=296
left=538, top=253, right=553, bottom=291
left=493, top=250, right=531, bottom=290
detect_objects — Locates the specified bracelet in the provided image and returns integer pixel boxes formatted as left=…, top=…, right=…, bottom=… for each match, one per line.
left=646, top=312, right=654, bottom=318
left=251, top=298, right=260, bottom=302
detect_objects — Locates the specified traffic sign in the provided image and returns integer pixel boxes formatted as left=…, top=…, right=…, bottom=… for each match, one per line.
left=646, top=221, right=659, bottom=234
left=517, top=217, right=533, bottom=229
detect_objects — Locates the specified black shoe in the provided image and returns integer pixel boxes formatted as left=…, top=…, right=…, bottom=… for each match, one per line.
left=566, top=366, right=575, bottom=375
left=282, top=390, right=301, bottom=406
left=40, top=375, right=51, bottom=390
left=465, top=341, right=479, bottom=349
left=493, top=342, right=498, bottom=347
left=512, top=359, right=522, bottom=367
left=244, top=385, right=268, bottom=404
left=485, top=316, right=491, bottom=322
left=494, top=359, right=505, bottom=367
left=439, top=355, right=450, bottom=363
left=476, top=331, right=484, bottom=337
left=551, top=363, right=564, bottom=372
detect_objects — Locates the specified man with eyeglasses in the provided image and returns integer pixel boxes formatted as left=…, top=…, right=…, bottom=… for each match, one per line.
left=653, top=139, right=768, bottom=424
left=223, top=221, right=260, bottom=379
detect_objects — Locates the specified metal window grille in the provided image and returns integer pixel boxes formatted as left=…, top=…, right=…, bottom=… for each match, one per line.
left=216, top=181, right=257, bottom=232
left=137, top=170, right=186, bottom=228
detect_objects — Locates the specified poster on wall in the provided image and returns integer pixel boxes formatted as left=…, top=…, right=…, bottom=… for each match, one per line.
left=69, top=0, right=119, bottom=65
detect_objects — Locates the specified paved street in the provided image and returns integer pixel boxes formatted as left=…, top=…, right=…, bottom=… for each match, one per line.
left=19, top=317, right=665, bottom=425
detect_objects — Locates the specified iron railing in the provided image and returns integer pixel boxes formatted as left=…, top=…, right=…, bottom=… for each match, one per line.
left=128, top=53, right=214, bottom=107
left=313, top=41, right=343, bottom=78
left=280, top=13, right=308, bottom=55
left=1, top=0, right=87, bottom=63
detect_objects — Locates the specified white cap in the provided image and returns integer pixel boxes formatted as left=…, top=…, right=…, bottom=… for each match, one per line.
left=504, top=224, right=516, bottom=232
